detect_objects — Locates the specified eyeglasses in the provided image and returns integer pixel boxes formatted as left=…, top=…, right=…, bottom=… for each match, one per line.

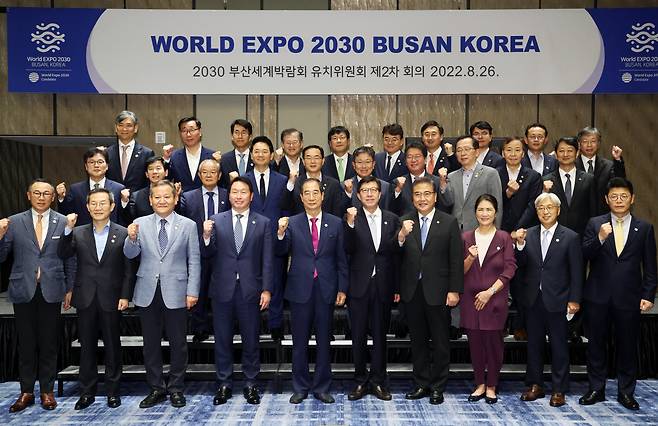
left=359, top=187, right=380, bottom=194
left=88, top=201, right=109, bottom=208
left=413, top=191, right=435, bottom=198
left=180, top=128, right=199, bottom=134
left=31, top=191, right=53, bottom=198
left=406, top=154, right=424, bottom=161
left=86, top=160, right=106, bottom=166
left=330, top=135, right=348, bottom=142
left=536, top=205, right=558, bottom=212
left=608, top=193, right=630, bottom=201
left=455, top=147, right=475, bottom=154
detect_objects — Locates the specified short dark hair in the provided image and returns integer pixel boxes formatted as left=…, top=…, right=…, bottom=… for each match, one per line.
left=178, top=116, right=201, bottom=131
left=280, top=128, right=303, bottom=142
left=607, top=177, right=634, bottom=195
left=411, top=176, right=435, bottom=191
left=352, top=146, right=375, bottom=161
left=250, top=136, right=274, bottom=153
left=474, top=193, right=498, bottom=213
left=301, top=177, right=323, bottom=193
left=231, top=119, right=253, bottom=135
left=456, top=135, right=479, bottom=150
left=145, top=156, right=168, bottom=172
left=149, top=179, right=177, bottom=197
left=357, top=175, right=381, bottom=192
left=302, top=144, right=324, bottom=158
left=83, top=147, right=109, bottom=165
left=470, top=121, right=493, bottom=135
left=27, top=178, right=54, bottom=192
left=228, top=176, right=253, bottom=194
left=502, top=137, right=524, bottom=148
left=554, top=137, right=578, bottom=152
left=382, top=123, right=404, bottom=138
left=420, top=120, right=444, bottom=135
left=86, top=187, right=114, bottom=204
left=525, top=122, right=548, bottom=137
left=328, top=126, right=350, bottom=142
left=405, top=140, right=428, bottom=158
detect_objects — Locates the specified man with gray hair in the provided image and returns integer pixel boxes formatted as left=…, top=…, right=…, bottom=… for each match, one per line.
left=105, top=110, right=154, bottom=192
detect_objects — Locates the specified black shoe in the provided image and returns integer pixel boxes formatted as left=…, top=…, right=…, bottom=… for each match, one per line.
left=74, top=395, right=95, bottom=410
left=139, top=390, right=167, bottom=408
left=405, top=386, right=429, bottom=400
left=192, top=333, right=210, bottom=344
left=579, top=390, right=605, bottom=405
left=617, top=393, right=639, bottom=410
left=270, top=327, right=284, bottom=341
left=485, top=395, right=498, bottom=404
left=468, top=392, right=485, bottom=402
left=107, top=396, right=121, bottom=408
left=449, top=326, right=463, bottom=340
left=429, top=390, right=444, bottom=405
left=243, top=386, right=260, bottom=405
left=289, top=392, right=307, bottom=404
left=371, top=385, right=392, bottom=401
left=313, top=392, right=335, bottom=404
left=348, top=384, right=369, bottom=401
left=213, top=386, right=232, bottom=405
left=170, top=392, right=186, bottom=408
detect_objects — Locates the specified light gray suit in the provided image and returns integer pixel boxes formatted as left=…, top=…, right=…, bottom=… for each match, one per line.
left=440, top=163, right=503, bottom=231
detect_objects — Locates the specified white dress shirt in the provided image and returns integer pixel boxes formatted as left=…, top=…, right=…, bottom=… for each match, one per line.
left=185, top=146, right=202, bottom=180
left=89, top=177, right=106, bottom=190
left=31, top=208, right=51, bottom=243
left=255, top=167, right=271, bottom=197
left=202, top=186, right=219, bottom=219
left=559, top=167, right=577, bottom=192
left=527, top=151, right=545, bottom=174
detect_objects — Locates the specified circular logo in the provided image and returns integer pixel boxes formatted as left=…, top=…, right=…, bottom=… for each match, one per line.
left=28, top=72, right=40, bottom=83
left=621, top=73, right=633, bottom=83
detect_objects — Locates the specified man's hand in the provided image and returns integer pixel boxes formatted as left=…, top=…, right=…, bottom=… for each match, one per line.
left=598, top=222, right=612, bottom=241
left=229, top=171, right=239, bottom=182
left=56, top=182, right=67, bottom=200
left=277, top=217, right=289, bottom=238
left=344, top=179, right=353, bottom=195
left=393, top=293, right=400, bottom=303
left=444, top=142, right=453, bottom=156
left=162, top=144, right=174, bottom=161
left=63, top=291, right=72, bottom=310
left=514, top=228, right=527, bottom=245
left=66, top=213, right=78, bottom=229
left=212, top=150, right=222, bottom=163
left=260, top=290, right=271, bottom=311
left=611, top=145, right=623, bottom=161
left=174, top=182, right=182, bottom=197
left=346, top=207, right=357, bottom=226
left=127, top=223, right=139, bottom=241
left=202, top=220, right=214, bottom=240
left=640, top=299, right=654, bottom=311
left=274, top=147, right=284, bottom=164
left=567, top=302, right=580, bottom=315
left=395, top=176, right=406, bottom=193
left=186, top=296, right=198, bottom=310
left=118, top=299, right=129, bottom=311
left=335, top=291, right=346, bottom=306
left=288, top=170, right=298, bottom=185
left=0, top=218, right=10, bottom=240
left=543, top=180, right=554, bottom=193
left=446, top=292, right=460, bottom=307
left=398, top=219, right=414, bottom=241
left=120, top=188, right=130, bottom=203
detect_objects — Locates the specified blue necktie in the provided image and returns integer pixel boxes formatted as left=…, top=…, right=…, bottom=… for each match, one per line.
left=206, top=192, right=215, bottom=220
left=420, top=216, right=429, bottom=250
left=234, top=214, right=244, bottom=253
left=158, top=219, right=168, bottom=253
left=238, top=153, right=246, bottom=176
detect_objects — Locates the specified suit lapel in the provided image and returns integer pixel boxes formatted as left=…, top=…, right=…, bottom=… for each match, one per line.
left=21, top=211, right=40, bottom=250
left=358, top=212, right=376, bottom=252
left=424, top=213, right=442, bottom=252
left=409, top=215, right=422, bottom=251
left=222, top=212, right=238, bottom=256
left=241, top=212, right=257, bottom=253
left=99, top=223, right=120, bottom=264
left=464, top=165, right=482, bottom=202
left=160, top=213, right=181, bottom=258
left=480, top=231, right=503, bottom=268
left=543, top=226, right=563, bottom=264
left=454, top=169, right=465, bottom=201
left=42, top=214, right=59, bottom=251
left=616, top=216, right=639, bottom=258
left=85, top=225, right=100, bottom=264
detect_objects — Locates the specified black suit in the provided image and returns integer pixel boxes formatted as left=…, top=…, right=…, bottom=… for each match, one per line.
left=322, top=153, right=355, bottom=182
left=374, top=151, right=408, bottom=183
left=274, top=156, right=305, bottom=178
left=291, top=173, right=345, bottom=218
left=105, top=141, right=154, bottom=192
left=496, top=166, right=542, bottom=233
left=399, top=210, right=463, bottom=391
left=391, top=173, right=447, bottom=216
left=126, top=186, right=153, bottom=222
left=480, top=149, right=505, bottom=169
left=427, top=146, right=459, bottom=175
left=342, top=176, right=394, bottom=212
left=219, top=149, right=254, bottom=188
left=576, top=155, right=626, bottom=215
left=344, top=209, right=400, bottom=387
left=541, top=170, right=597, bottom=235
left=58, top=222, right=135, bottom=397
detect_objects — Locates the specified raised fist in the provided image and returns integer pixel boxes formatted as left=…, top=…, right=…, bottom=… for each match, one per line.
left=120, top=188, right=130, bottom=203
left=467, top=244, right=478, bottom=258
left=66, top=213, right=78, bottom=229
left=344, top=179, right=353, bottom=195
left=400, top=219, right=414, bottom=237
left=611, top=145, right=623, bottom=161
left=543, top=180, right=554, bottom=193
left=346, top=207, right=357, bottom=225
left=162, top=144, right=174, bottom=160
left=444, top=142, right=453, bottom=156
left=127, top=223, right=139, bottom=241
left=56, top=182, right=67, bottom=199
left=0, top=218, right=10, bottom=240
left=202, top=219, right=214, bottom=240
left=515, top=228, right=527, bottom=245
left=277, top=217, right=289, bottom=237
left=211, top=150, right=222, bottom=163
left=599, top=222, right=612, bottom=241
left=395, top=176, right=406, bottom=192
left=228, top=171, right=239, bottom=182
left=274, top=147, right=284, bottom=163
left=507, top=180, right=520, bottom=196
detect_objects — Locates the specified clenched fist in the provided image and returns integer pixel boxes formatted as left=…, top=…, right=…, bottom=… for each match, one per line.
left=398, top=219, right=414, bottom=241
left=162, top=144, right=174, bottom=161
left=444, top=142, right=453, bottom=156
left=229, top=171, right=239, bottom=182
left=598, top=222, right=612, bottom=241
left=278, top=217, right=289, bottom=237
left=120, top=188, right=130, bottom=203
left=346, top=207, right=358, bottom=226
left=127, top=223, right=139, bottom=241
left=343, top=179, right=353, bottom=195
left=514, top=228, right=527, bottom=245
left=611, top=145, right=623, bottom=161
left=543, top=180, right=554, bottom=193
left=0, top=218, right=10, bottom=240
left=274, top=147, right=284, bottom=163
left=467, top=245, right=478, bottom=259
left=202, top=219, right=214, bottom=240
left=506, top=180, right=520, bottom=197
left=56, top=182, right=67, bottom=199
left=395, top=176, right=406, bottom=193
left=212, top=150, right=222, bottom=163
left=66, top=213, right=78, bottom=229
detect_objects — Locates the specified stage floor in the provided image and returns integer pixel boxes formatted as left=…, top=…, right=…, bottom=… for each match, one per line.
left=0, top=379, right=656, bottom=425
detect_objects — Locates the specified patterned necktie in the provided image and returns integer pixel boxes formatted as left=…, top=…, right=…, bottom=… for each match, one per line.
left=94, top=182, right=100, bottom=190
left=386, top=155, right=392, bottom=177
left=337, top=158, right=345, bottom=182
left=564, top=174, right=572, bottom=205
left=614, top=218, right=625, bottom=256
left=587, top=159, right=594, bottom=174
left=368, top=213, right=379, bottom=250
left=206, top=192, right=215, bottom=220
left=311, top=217, right=319, bottom=278
left=260, top=173, right=267, bottom=204
left=420, top=216, right=428, bottom=250
left=234, top=213, right=244, bottom=253
left=541, top=229, right=550, bottom=260
left=158, top=218, right=168, bottom=253
left=238, top=153, right=246, bottom=176
left=427, top=153, right=435, bottom=174
left=121, top=144, right=130, bottom=179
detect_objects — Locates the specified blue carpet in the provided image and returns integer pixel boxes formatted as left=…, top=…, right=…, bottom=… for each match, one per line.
left=0, top=379, right=656, bottom=425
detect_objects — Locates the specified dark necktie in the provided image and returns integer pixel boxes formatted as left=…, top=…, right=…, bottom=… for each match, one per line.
left=260, top=173, right=266, bottom=204
left=93, top=183, right=100, bottom=190
left=158, top=219, right=168, bottom=253
left=565, top=174, right=572, bottom=205
left=206, top=192, right=215, bottom=220
left=386, top=155, right=392, bottom=177
left=234, top=214, right=244, bottom=252
left=587, top=159, right=594, bottom=174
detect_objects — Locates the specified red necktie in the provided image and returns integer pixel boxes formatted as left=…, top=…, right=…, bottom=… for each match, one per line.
left=311, top=217, right=319, bottom=278
left=427, top=153, right=435, bottom=174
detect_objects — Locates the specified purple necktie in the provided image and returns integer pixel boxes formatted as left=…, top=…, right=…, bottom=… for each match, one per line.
left=311, top=217, right=319, bottom=278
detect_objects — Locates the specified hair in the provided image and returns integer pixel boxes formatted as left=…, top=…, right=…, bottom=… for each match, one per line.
left=301, top=177, right=324, bottom=193
left=228, top=176, right=253, bottom=194
left=502, top=136, right=524, bottom=148
left=328, top=125, right=350, bottom=142
left=149, top=179, right=177, bottom=197
left=382, top=123, right=404, bottom=138
left=474, top=193, right=498, bottom=213
left=198, top=158, right=220, bottom=173
left=420, top=120, right=444, bottom=135
left=115, top=110, right=139, bottom=125
left=86, top=187, right=114, bottom=204
left=231, top=119, right=252, bottom=135
left=411, top=176, right=435, bottom=191
left=524, top=122, right=548, bottom=137
left=27, top=178, right=55, bottom=192
left=145, top=156, right=168, bottom=172
left=302, top=144, right=324, bottom=158
left=534, top=192, right=561, bottom=208
left=177, top=116, right=201, bottom=131
left=456, top=135, right=479, bottom=150
left=554, top=136, right=578, bottom=152
left=577, top=126, right=601, bottom=143
left=352, top=145, right=376, bottom=161
left=280, top=128, right=303, bottom=142
left=607, top=177, right=634, bottom=195
left=357, top=175, right=381, bottom=192
left=83, top=147, right=109, bottom=164
left=405, top=140, right=428, bottom=158
left=250, top=136, right=274, bottom=153
left=470, top=120, right=493, bottom=135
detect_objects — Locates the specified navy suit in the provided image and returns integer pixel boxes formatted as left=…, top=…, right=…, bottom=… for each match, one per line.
left=496, top=165, right=542, bottom=233
left=582, top=214, right=657, bottom=395
left=202, top=210, right=273, bottom=388
left=58, top=179, right=126, bottom=226
left=576, top=155, right=626, bottom=215
left=290, top=173, right=345, bottom=218
left=391, top=173, right=447, bottom=216
left=322, top=153, right=355, bottom=182
left=427, top=145, right=459, bottom=175
left=277, top=212, right=348, bottom=394
left=521, top=153, right=558, bottom=176
left=515, top=224, right=583, bottom=393
left=274, top=156, right=305, bottom=178
left=344, top=209, right=400, bottom=387
left=480, top=149, right=505, bottom=169
left=167, top=146, right=216, bottom=193
left=126, top=186, right=152, bottom=222
left=342, top=176, right=394, bottom=212
left=374, top=151, right=408, bottom=183
left=219, top=149, right=254, bottom=188
left=105, top=141, right=154, bottom=192
left=541, top=170, right=597, bottom=235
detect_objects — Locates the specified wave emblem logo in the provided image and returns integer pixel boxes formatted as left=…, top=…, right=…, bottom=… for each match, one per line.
left=626, top=22, right=658, bottom=53
left=31, top=22, right=65, bottom=53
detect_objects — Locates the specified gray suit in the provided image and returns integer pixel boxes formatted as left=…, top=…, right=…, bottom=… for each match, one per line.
left=441, top=163, right=503, bottom=231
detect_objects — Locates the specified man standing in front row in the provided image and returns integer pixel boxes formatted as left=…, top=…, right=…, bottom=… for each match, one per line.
left=277, top=178, right=348, bottom=404
left=123, top=180, right=200, bottom=409
left=579, top=178, right=656, bottom=411
left=58, top=188, right=136, bottom=410
left=398, top=177, right=463, bottom=405
left=201, top=177, right=273, bottom=406
left=0, top=179, right=76, bottom=412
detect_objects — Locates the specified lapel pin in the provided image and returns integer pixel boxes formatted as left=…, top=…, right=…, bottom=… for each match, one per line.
left=174, top=226, right=179, bottom=230
left=252, top=220, right=256, bottom=224
left=496, top=246, right=500, bottom=250
left=555, top=238, right=560, bottom=242
left=52, top=219, right=57, bottom=223
left=324, top=223, right=328, bottom=228
left=436, top=220, right=440, bottom=224
left=384, top=221, right=388, bottom=225
left=634, top=228, right=639, bottom=232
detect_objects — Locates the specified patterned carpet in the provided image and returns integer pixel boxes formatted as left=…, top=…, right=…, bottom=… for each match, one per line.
left=0, top=379, right=657, bottom=425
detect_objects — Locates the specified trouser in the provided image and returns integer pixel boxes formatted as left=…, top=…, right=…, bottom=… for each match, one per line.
left=465, top=329, right=504, bottom=387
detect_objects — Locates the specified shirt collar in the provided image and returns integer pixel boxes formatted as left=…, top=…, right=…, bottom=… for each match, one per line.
left=611, top=212, right=631, bottom=224
left=541, top=221, right=559, bottom=234
left=235, top=147, right=249, bottom=156
left=256, top=167, right=271, bottom=178
left=307, top=211, right=323, bottom=223
left=418, top=208, right=436, bottom=223
left=582, top=154, right=597, bottom=163
left=89, top=177, right=106, bottom=189
left=559, top=167, right=576, bottom=179
left=119, top=139, right=135, bottom=150
left=202, top=186, right=219, bottom=195
left=155, top=211, right=175, bottom=223
left=429, top=146, right=442, bottom=158
left=232, top=208, right=249, bottom=218
left=334, top=152, right=349, bottom=161
left=93, top=221, right=111, bottom=234
left=31, top=208, right=51, bottom=220
left=363, top=207, right=382, bottom=218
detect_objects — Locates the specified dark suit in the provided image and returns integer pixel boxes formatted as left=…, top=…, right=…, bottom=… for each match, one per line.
left=126, top=186, right=153, bottom=222
left=219, top=149, right=254, bottom=188
left=202, top=210, right=273, bottom=388
left=290, top=173, right=345, bottom=218
left=521, top=153, right=558, bottom=176
left=344, top=209, right=400, bottom=387
left=58, top=179, right=126, bottom=226
left=391, top=173, right=447, bottom=216
left=58, top=222, right=135, bottom=397
left=427, top=146, right=459, bottom=175
left=0, top=210, right=76, bottom=394
left=582, top=214, right=657, bottom=395
left=576, top=155, right=626, bottom=215
left=398, top=209, right=463, bottom=392
left=277, top=212, right=348, bottom=394
left=342, top=176, right=394, bottom=212
left=541, top=170, right=597, bottom=235
left=168, top=146, right=216, bottom=193
left=515, top=224, right=583, bottom=392
left=322, top=153, right=355, bottom=182
left=274, top=156, right=305, bottom=178
left=105, top=141, right=154, bottom=192
left=496, top=166, right=543, bottom=232
left=480, top=149, right=505, bottom=169
left=374, top=151, right=408, bottom=183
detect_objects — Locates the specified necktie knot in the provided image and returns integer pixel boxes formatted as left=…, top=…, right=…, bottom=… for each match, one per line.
left=94, top=183, right=100, bottom=190
left=207, top=192, right=214, bottom=198
left=310, top=217, right=318, bottom=225
left=236, top=213, right=243, bottom=220
left=160, top=218, right=167, bottom=226
left=37, top=214, right=43, bottom=221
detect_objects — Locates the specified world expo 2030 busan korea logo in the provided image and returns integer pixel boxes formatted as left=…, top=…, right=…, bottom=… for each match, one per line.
left=31, top=22, right=66, bottom=53
left=625, top=22, right=657, bottom=53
